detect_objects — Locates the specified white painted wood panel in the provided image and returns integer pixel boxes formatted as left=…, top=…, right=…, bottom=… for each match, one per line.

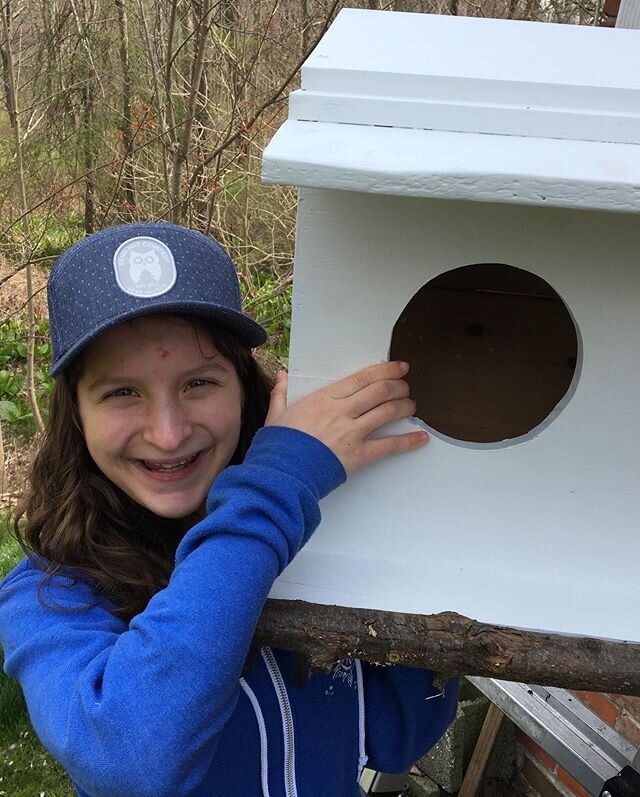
left=616, top=0, right=640, bottom=27
left=288, top=91, right=640, bottom=146
left=303, top=10, right=639, bottom=92
left=269, top=189, right=640, bottom=643
left=263, top=9, right=640, bottom=642
left=293, top=10, right=640, bottom=144
left=263, top=121, right=640, bottom=213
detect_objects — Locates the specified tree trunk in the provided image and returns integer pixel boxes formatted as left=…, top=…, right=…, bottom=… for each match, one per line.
left=135, top=0, right=172, bottom=208
left=254, top=600, right=640, bottom=696
left=301, top=0, right=312, bottom=53
left=115, top=0, right=136, bottom=213
left=82, top=80, right=96, bottom=233
left=1, top=0, right=45, bottom=435
left=169, top=0, right=213, bottom=224
left=69, top=0, right=98, bottom=233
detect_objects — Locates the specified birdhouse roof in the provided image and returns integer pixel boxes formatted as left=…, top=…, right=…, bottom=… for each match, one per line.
left=263, top=10, right=640, bottom=213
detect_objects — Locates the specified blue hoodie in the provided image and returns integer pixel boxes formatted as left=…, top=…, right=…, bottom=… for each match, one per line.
left=0, top=426, right=457, bottom=797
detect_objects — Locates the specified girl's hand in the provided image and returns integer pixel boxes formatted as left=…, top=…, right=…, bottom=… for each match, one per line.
left=264, top=362, right=428, bottom=475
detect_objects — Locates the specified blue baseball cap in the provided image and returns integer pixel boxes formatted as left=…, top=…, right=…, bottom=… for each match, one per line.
left=48, top=222, right=267, bottom=376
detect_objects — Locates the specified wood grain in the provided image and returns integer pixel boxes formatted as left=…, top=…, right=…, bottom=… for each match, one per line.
left=254, top=600, right=640, bottom=696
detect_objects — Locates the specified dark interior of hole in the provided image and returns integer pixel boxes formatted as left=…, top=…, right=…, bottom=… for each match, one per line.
left=389, top=263, right=578, bottom=444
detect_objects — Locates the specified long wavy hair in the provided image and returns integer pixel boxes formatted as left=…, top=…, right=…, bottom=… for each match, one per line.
left=12, top=321, right=274, bottom=622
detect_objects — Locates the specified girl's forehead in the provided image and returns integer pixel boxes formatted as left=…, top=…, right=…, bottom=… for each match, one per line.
left=112, top=314, right=211, bottom=342
left=83, top=315, right=221, bottom=367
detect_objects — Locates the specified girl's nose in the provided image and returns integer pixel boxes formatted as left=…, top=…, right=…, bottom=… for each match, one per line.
left=143, top=400, right=192, bottom=452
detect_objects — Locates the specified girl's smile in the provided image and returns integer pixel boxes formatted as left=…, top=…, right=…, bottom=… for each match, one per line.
left=76, top=315, right=243, bottom=520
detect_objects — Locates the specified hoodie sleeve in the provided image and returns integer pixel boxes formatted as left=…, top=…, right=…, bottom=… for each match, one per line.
left=0, top=426, right=345, bottom=797
left=363, top=664, right=458, bottom=772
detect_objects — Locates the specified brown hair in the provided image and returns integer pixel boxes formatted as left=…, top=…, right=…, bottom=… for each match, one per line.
left=12, top=322, right=274, bottom=622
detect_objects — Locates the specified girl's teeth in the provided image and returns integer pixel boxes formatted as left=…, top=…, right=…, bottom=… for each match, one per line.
left=144, top=454, right=197, bottom=471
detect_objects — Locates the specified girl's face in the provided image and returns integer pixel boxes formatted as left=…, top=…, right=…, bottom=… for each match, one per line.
left=76, top=315, right=243, bottom=521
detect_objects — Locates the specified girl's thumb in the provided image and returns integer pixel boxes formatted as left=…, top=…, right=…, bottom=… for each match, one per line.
left=265, top=371, right=288, bottom=425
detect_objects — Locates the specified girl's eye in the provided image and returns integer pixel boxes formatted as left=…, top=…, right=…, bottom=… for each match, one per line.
left=186, top=378, right=213, bottom=390
left=105, top=387, right=137, bottom=399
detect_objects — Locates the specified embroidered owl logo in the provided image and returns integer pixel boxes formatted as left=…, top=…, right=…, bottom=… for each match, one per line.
left=113, top=236, right=177, bottom=298
left=127, top=248, right=162, bottom=283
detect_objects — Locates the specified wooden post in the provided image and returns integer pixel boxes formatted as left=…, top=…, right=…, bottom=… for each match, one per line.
left=458, top=704, right=505, bottom=797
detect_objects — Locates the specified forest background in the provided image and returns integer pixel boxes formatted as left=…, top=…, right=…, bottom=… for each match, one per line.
left=0, top=0, right=605, bottom=794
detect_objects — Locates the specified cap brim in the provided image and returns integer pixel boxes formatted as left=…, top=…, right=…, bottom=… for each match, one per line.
left=49, top=302, right=268, bottom=376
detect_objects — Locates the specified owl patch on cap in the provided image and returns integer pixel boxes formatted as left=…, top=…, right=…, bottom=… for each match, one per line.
left=113, top=236, right=177, bottom=298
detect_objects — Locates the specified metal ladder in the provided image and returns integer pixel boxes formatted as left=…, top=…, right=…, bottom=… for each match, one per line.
left=469, top=678, right=640, bottom=797
left=360, top=680, right=640, bottom=796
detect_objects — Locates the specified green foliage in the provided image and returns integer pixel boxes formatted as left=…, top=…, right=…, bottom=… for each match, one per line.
left=0, top=399, right=31, bottom=424
left=2, top=212, right=84, bottom=268
left=0, top=318, right=53, bottom=433
left=0, top=723, right=74, bottom=797
left=0, top=513, right=23, bottom=577
left=248, top=278, right=292, bottom=362
left=31, top=212, right=85, bottom=264
left=0, top=655, right=28, bottom=733
left=220, top=173, right=247, bottom=204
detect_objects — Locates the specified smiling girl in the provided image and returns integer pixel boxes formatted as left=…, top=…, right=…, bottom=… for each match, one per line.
left=0, top=222, right=456, bottom=797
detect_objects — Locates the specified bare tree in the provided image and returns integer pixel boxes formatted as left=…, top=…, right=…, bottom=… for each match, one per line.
left=169, top=0, right=213, bottom=222
left=1, top=0, right=45, bottom=434
left=116, top=0, right=137, bottom=213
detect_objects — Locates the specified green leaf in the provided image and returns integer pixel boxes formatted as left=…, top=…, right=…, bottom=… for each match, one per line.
left=0, top=400, right=21, bottom=422
left=0, top=400, right=31, bottom=423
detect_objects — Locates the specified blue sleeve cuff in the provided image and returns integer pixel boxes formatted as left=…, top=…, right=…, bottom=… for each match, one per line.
left=240, top=426, right=347, bottom=501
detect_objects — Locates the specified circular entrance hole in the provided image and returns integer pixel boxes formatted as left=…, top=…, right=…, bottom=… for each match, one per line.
left=389, top=263, right=579, bottom=445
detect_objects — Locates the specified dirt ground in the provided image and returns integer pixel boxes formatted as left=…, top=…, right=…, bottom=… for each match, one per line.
left=0, top=257, right=49, bottom=321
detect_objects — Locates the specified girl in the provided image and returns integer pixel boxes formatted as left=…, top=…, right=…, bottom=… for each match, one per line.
left=0, top=222, right=456, bottom=797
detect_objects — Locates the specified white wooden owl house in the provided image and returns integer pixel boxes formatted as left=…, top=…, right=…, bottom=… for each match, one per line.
left=261, top=9, right=640, bottom=643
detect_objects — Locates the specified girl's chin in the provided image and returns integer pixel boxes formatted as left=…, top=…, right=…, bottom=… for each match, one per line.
left=143, top=498, right=206, bottom=521
left=126, top=484, right=208, bottom=522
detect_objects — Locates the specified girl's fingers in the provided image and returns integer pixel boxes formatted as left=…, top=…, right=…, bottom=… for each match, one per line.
left=357, top=397, right=418, bottom=438
left=346, top=378, right=411, bottom=419
left=329, top=361, right=410, bottom=399
left=359, top=430, right=429, bottom=469
left=263, top=363, right=424, bottom=475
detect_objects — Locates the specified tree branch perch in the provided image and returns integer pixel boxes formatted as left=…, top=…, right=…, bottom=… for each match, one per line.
left=254, top=600, right=640, bottom=695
